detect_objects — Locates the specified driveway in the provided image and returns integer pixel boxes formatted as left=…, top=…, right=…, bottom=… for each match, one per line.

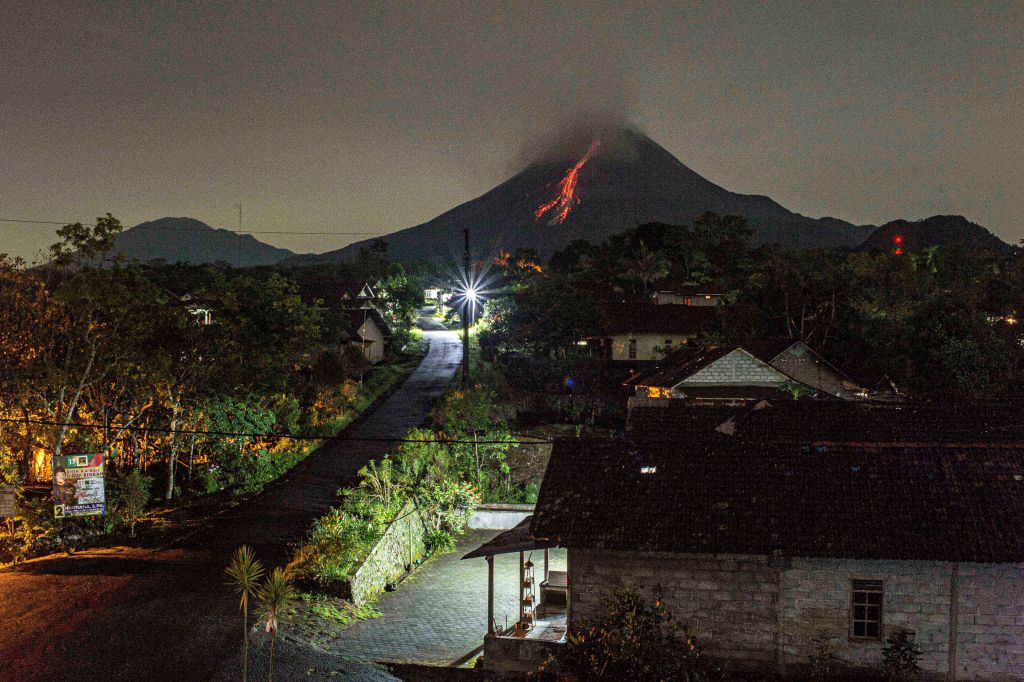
left=322, top=529, right=567, bottom=665
left=0, top=327, right=461, bottom=682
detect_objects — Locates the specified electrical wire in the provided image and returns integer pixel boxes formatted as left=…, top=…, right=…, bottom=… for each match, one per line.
left=0, top=416, right=552, bottom=445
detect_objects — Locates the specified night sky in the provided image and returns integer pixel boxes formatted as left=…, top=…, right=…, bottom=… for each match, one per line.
left=2, top=1, right=1022, bottom=260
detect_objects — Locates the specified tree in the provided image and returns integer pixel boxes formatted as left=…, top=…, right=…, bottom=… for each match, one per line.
left=257, top=567, right=296, bottom=682
left=226, top=545, right=265, bottom=682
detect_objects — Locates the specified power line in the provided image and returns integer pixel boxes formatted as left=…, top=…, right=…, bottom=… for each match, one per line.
left=0, top=217, right=387, bottom=237
left=0, top=416, right=550, bottom=445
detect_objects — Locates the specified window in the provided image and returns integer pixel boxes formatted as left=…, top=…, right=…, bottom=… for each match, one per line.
left=664, top=339, right=673, bottom=355
left=628, top=339, right=637, bottom=359
left=850, top=579, right=883, bottom=639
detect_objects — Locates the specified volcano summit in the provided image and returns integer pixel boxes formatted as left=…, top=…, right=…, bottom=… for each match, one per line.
left=297, top=127, right=873, bottom=265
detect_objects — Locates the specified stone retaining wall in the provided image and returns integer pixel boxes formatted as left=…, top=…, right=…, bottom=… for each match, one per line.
left=349, top=499, right=427, bottom=604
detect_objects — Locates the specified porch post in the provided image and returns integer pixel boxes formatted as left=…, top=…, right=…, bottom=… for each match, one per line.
left=519, top=550, right=525, bottom=625
left=544, top=547, right=549, bottom=582
left=486, top=554, right=495, bottom=635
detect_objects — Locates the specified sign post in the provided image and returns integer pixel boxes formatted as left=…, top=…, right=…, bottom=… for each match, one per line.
left=52, top=453, right=106, bottom=518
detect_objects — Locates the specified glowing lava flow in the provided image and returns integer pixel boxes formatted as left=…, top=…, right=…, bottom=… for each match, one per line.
left=534, top=139, right=600, bottom=224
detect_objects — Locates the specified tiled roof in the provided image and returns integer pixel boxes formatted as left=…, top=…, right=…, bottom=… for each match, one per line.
left=626, top=339, right=834, bottom=390
left=345, top=307, right=391, bottom=339
left=597, top=302, right=720, bottom=336
left=627, top=400, right=1024, bottom=445
left=531, top=436, right=1024, bottom=562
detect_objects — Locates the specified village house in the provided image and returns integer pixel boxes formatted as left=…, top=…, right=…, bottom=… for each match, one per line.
left=467, top=401, right=1024, bottom=679
left=626, top=339, right=869, bottom=405
left=652, top=285, right=724, bottom=306
left=344, top=306, right=391, bottom=364
left=527, top=426, right=1024, bottom=681
left=584, top=302, right=719, bottom=361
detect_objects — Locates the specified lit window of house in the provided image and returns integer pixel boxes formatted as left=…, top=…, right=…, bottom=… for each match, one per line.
left=628, top=339, right=637, bottom=359
left=850, top=579, right=884, bottom=639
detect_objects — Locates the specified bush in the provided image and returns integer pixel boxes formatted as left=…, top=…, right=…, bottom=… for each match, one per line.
left=551, top=586, right=719, bottom=681
left=424, top=529, right=456, bottom=554
left=882, top=629, right=921, bottom=682
left=109, top=468, right=152, bottom=537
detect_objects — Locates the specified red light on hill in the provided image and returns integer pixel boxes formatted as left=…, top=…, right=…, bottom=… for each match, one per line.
left=893, top=235, right=904, bottom=245
left=894, top=247, right=903, bottom=255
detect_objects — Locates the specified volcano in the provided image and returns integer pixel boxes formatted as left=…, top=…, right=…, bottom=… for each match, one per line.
left=294, top=127, right=874, bottom=265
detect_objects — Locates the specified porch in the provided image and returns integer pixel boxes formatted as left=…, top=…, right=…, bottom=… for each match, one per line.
left=462, top=516, right=568, bottom=675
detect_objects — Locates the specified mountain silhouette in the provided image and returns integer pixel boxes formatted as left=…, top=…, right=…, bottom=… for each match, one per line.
left=113, top=217, right=297, bottom=266
left=856, top=215, right=1011, bottom=254
left=288, top=127, right=874, bottom=265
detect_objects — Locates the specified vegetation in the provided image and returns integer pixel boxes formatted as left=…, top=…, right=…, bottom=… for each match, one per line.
left=0, top=215, right=421, bottom=563
left=547, top=585, right=719, bottom=681
left=482, top=213, right=1024, bottom=399
left=256, top=566, right=297, bottom=682
left=882, top=629, right=922, bottom=682
left=225, top=545, right=265, bottom=682
left=290, top=382, right=528, bottom=588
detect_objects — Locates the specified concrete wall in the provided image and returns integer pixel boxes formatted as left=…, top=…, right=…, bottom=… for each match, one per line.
left=349, top=499, right=427, bottom=604
left=568, top=549, right=1024, bottom=680
left=467, top=504, right=535, bottom=530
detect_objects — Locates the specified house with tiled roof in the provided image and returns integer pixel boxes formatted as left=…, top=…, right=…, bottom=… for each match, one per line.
left=584, top=302, right=719, bottom=362
left=626, top=339, right=869, bottom=404
left=530, top=427, right=1024, bottom=680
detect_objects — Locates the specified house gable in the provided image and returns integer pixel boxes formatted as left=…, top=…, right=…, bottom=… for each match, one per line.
left=678, top=349, right=789, bottom=388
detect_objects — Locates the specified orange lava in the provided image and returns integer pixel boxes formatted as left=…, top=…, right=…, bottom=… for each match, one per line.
left=534, top=139, right=600, bottom=224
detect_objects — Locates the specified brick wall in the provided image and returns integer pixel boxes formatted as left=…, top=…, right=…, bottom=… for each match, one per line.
left=568, top=549, right=779, bottom=670
left=568, top=549, right=1024, bottom=679
left=956, top=562, right=1024, bottom=680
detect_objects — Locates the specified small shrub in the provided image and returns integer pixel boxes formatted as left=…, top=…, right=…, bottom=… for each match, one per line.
left=110, top=468, right=152, bottom=537
left=551, top=586, right=720, bottom=681
left=882, top=628, right=921, bottom=682
left=425, top=529, right=456, bottom=554
left=808, top=633, right=836, bottom=679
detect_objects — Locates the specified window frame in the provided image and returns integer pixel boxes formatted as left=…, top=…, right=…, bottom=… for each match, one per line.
left=849, top=579, right=884, bottom=641
left=628, top=339, right=637, bottom=360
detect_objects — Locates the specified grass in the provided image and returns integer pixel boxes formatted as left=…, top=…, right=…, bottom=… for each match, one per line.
left=299, top=592, right=382, bottom=626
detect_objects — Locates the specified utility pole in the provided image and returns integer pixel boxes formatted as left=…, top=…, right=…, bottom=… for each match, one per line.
left=235, top=203, right=243, bottom=267
left=462, top=227, right=470, bottom=385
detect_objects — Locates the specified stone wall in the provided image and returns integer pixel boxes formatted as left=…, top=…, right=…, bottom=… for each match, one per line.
left=568, top=549, right=1024, bottom=680
left=349, top=499, right=427, bottom=604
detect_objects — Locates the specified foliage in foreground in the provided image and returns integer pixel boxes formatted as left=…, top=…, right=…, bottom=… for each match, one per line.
left=882, top=629, right=922, bottom=682
left=547, top=586, right=719, bottom=681
left=290, top=383, right=527, bottom=588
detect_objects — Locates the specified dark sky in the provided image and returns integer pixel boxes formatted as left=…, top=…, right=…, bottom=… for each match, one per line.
left=2, top=1, right=1022, bottom=260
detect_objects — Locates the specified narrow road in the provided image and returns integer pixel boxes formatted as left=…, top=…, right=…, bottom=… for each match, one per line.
left=0, top=327, right=461, bottom=682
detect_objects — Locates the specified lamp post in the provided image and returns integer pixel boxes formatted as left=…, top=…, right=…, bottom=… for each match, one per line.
left=462, top=227, right=471, bottom=385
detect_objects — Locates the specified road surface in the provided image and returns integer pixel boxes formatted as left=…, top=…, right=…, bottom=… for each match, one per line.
left=0, top=328, right=461, bottom=682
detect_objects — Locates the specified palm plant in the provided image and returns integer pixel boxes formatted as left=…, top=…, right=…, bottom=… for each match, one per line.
left=225, top=545, right=264, bottom=682
left=257, top=567, right=296, bottom=682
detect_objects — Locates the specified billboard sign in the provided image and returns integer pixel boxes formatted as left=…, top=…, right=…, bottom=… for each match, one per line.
left=53, top=453, right=106, bottom=518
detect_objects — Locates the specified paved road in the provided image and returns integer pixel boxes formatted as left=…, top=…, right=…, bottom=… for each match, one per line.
left=325, top=530, right=567, bottom=665
left=0, top=328, right=461, bottom=682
